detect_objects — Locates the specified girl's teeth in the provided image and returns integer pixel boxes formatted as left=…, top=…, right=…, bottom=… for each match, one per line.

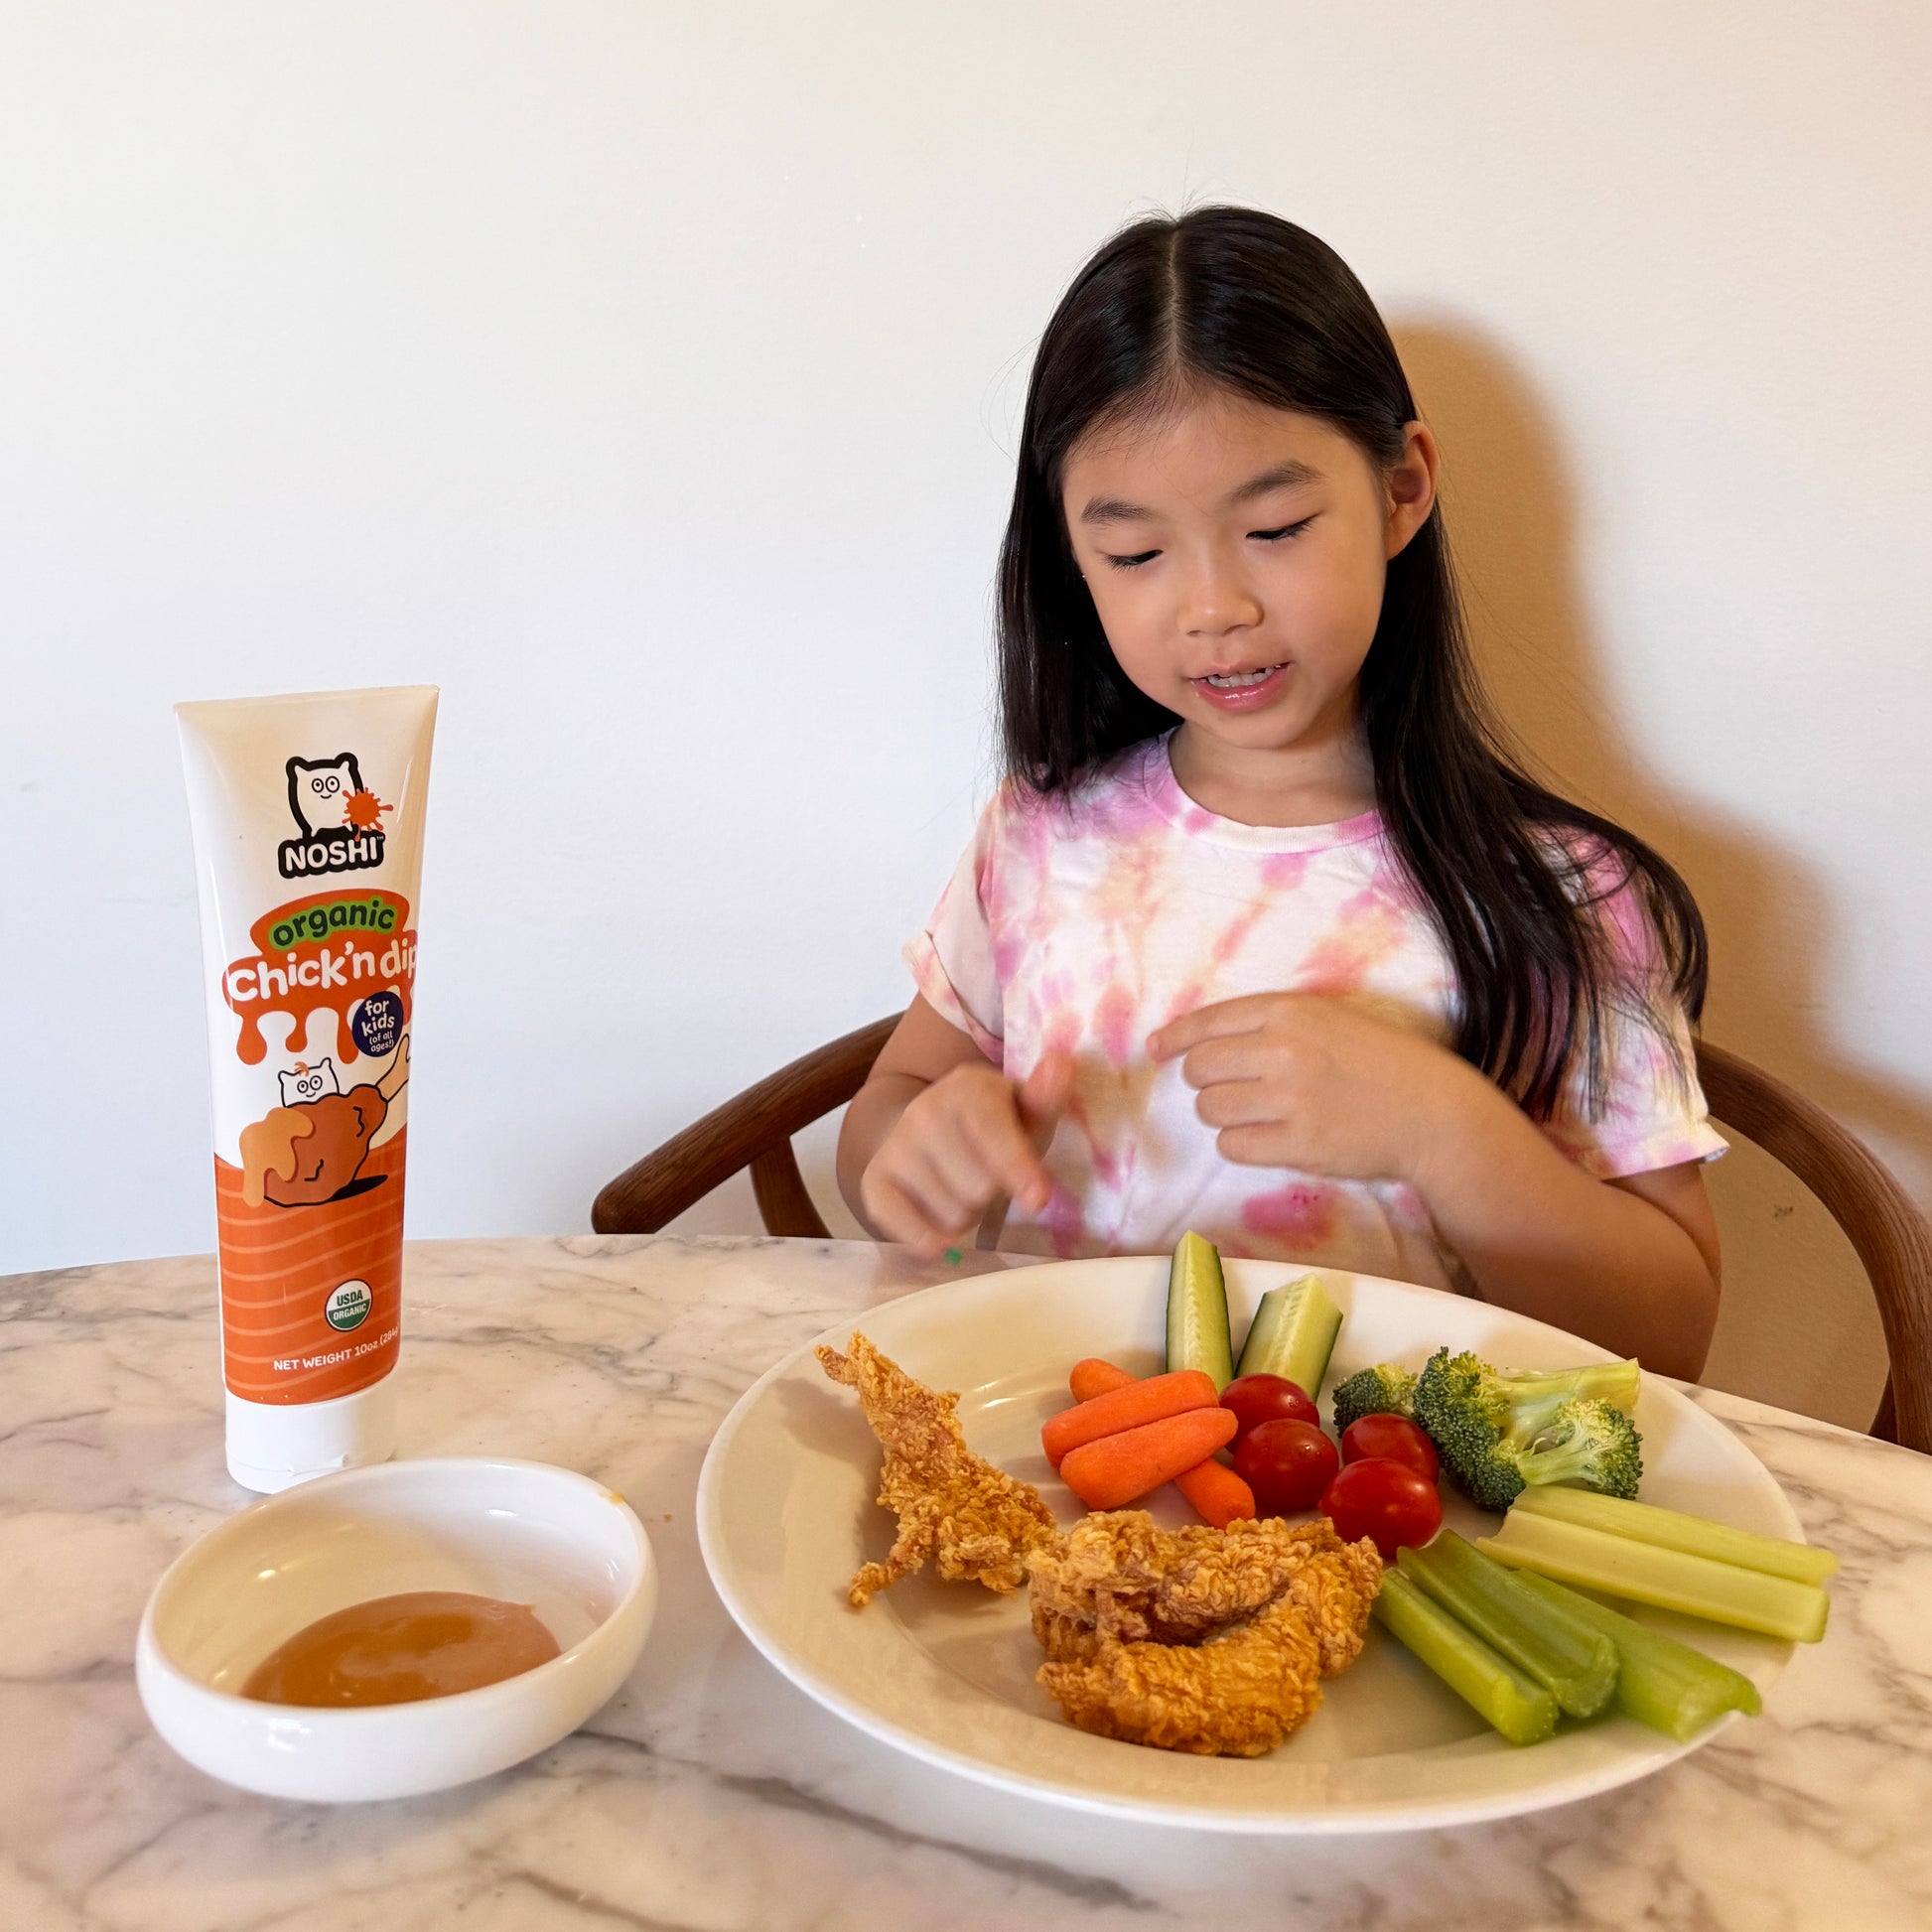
left=1204, top=666, right=1280, bottom=689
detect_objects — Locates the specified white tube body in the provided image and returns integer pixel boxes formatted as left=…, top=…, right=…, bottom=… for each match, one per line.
left=177, top=687, right=437, bottom=1492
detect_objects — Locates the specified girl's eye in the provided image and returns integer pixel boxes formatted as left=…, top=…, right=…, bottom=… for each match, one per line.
left=1251, top=517, right=1315, bottom=542
left=1103, top=549, right=1161, bottom=571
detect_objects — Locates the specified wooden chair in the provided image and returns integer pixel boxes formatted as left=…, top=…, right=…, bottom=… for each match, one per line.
left=591, top=1019, right=1932, bottom=1453
left=1693, top=1041, right=1932, bottom=1452
left=593, top=1016, right=901, bottom=1244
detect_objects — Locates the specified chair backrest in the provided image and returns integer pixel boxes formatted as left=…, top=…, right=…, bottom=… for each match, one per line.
left=591, top=1020, right=1932, bottom=1451
left=1692, top=1040, right=1932, bottom=1450
left=591, top=1016, right=899, bottom=1242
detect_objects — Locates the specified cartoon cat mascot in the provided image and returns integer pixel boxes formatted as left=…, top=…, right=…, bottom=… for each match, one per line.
left=286, top=754, right=365, bottom=839
left=278, top=1059, right=342, bottom=1106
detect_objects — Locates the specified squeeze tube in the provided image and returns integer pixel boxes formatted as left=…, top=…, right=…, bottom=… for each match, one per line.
left=177, top=687, right=437, bottom=1491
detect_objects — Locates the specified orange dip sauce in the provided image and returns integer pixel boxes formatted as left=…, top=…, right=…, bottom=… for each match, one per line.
left=240, top=1590, right=560, bottom=1707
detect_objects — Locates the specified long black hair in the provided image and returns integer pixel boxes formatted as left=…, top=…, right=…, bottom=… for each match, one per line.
left=996, top=206, right=1706, bottom=1120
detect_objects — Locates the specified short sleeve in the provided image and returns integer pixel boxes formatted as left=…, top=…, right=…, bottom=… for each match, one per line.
left=901, top=796, right=1007, bottom=1066
left=1537, top=867, right=1727, bottom=1181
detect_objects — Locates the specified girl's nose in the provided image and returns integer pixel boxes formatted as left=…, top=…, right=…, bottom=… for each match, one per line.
left=1179, top=566, right=1264, bottom=638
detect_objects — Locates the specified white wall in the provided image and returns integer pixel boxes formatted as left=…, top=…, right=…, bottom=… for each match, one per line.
left=3, top=3, right=1923, bottom=1430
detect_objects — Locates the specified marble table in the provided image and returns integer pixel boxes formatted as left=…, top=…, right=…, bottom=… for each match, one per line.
left=4, top=1235, right=1930, bottom=1932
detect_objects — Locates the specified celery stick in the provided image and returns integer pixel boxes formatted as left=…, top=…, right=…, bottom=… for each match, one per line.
left=1401, top=1533, right=1617, bottom=1718
left=1372, top=1571, right=1558, bottom=1745
left=1477, top=1510, right=1830, bottom=1641
left=1511, top=1484, right=1837, bottom=1585
left=1511, top=1571, right=1763, bottom=1741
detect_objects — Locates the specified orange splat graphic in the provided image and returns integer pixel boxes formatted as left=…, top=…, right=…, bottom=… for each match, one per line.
left=343, top=787, right=392, bottom=831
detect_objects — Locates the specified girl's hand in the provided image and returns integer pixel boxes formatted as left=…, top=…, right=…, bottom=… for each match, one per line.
left=859, top=1053, right=1073, bottom=1258
left=1148, top=994, right=1473, bottom=1183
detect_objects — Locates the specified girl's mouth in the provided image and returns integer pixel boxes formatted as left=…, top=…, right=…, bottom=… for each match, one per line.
left=1192, top=662, right=1289, bottom=711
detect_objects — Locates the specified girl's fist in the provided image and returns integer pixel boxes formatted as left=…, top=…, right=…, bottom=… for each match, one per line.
left=859, top=1052, right=1072, bottom=1258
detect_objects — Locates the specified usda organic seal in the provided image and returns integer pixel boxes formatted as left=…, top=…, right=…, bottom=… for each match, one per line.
left=324, top=1279, right=372, bottom=1332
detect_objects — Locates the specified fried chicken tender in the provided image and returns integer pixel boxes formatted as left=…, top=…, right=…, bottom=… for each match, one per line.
left=1028, top=1511, right=1383, bottom=1755
left=1029, top=1511, right=1383, bottom=1677
left=816, top=1333, right=1060, bottom=1608
left=1037, top=1593, right=1327, bottom=1756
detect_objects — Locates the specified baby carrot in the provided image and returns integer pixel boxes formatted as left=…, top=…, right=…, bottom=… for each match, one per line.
left=1069, top=1357, right=1136, bottom=1403
left=1059, top=1407, right=1240, bottom=1511
left=1041, top=1369, right=1219, bottom=1467
left=1063, top=1357, right=1256, bottom=1525
left=1174, top=1456, right=1256, bottom=1529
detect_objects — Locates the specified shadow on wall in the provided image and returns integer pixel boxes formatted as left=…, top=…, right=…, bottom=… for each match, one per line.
left=1395, top=320, right=1923, bottom=1431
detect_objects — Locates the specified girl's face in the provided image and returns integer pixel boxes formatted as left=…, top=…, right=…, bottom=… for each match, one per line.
left=1059, top=387, right=1438, bottom=779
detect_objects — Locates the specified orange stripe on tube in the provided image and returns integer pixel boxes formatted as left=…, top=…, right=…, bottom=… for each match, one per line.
left=212, top=1133, right=405, bottom=1404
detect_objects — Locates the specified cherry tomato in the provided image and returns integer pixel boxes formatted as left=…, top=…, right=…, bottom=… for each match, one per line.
left=1339, top=1414, right=1440, bottom=1483
left=1232, top=1419, right=1339, bottom=1515
left=1219, top=1373, right=1319, bottom=1443
left=1319, top=1456, right=1443, bottom=1560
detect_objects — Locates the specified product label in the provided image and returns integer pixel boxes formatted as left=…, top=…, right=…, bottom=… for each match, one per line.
left=215, top=1138, right=404, bottom=1402
left=206, top=734, right=419, bottom=1405
left=221, top=889, right=416, bottom=1066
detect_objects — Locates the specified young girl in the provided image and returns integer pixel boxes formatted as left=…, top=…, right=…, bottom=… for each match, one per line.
left=835, top=207, right=1725, bottom=1380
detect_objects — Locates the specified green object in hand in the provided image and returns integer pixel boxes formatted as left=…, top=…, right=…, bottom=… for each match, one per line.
left=942, top=1247, right=963, bottom=1267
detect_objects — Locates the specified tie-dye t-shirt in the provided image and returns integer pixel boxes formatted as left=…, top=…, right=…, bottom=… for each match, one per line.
left=904, top=731, right=1725, bottom=1288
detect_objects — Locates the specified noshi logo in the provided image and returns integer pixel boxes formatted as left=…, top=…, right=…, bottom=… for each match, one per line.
left=278, top=754, right=394, bottom=880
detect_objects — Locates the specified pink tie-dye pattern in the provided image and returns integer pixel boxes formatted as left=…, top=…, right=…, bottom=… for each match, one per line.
left=1239, top=1178, right=1341, bottom=1251
left=1260, top=849, right=1312, bottom=892
left=1293, top=881, right=1418, bottom=997
left=901, top=733, right=1725, bottom=1286
left=1093, top=982, right=1137, bottom=1068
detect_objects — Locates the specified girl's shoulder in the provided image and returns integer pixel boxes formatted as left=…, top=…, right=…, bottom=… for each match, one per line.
left=983, top=734, right=1169, bottom=842
left=1529, top=817, right=1678, bottom=988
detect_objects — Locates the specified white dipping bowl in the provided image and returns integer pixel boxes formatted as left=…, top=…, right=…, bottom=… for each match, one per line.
left=135, top=1456, right=656, bottom=1802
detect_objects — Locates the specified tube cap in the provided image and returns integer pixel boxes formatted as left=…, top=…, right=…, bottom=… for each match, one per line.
left=224, top=1377, right=397, bottom=1493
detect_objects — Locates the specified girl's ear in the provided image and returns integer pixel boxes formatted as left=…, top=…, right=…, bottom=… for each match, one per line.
left=1385, top=420, right=1441, bottom=560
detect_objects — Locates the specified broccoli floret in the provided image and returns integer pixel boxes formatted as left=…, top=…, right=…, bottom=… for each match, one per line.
left=1330, top=1363, right=1419, bottom=1434
left=1413, top=1347, right=1643, bottom=1510
left=1436, top=1442, right=1521, bottom=1512
left=1412, top=1349, right=1512, bottom=1498
left=1512, top=1398, right=1643, bottom=1501
left=1446, top=1398, right=1647, bottom=1511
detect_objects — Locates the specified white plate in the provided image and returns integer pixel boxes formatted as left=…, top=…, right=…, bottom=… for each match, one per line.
left=697, top=1257, right=1804, bottom=1834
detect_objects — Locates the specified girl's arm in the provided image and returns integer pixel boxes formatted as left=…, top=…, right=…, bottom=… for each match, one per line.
left=1150, top=996, right=1722, bottom=1381
left=1403, top=1057, right=1721, bottom=1381
left=836, top=996, right=1068, bottom=1255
